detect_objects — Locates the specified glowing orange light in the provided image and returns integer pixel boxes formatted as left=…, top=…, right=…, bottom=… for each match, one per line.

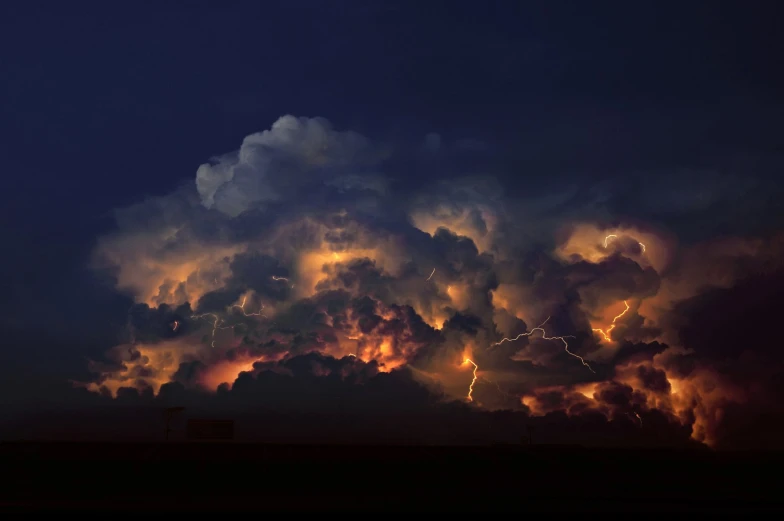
left=462, top=358, right=478, bottom=402
left=605, top=234, right=646, bottom=253
left=492, top=317, right=595, bottom=373
left=200, top=358, right=258, bottom=390
left=592, top=300, right=630, bottom=343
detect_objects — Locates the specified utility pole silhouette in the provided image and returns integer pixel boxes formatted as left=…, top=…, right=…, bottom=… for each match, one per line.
left=164, top=407, right=185, bottom=441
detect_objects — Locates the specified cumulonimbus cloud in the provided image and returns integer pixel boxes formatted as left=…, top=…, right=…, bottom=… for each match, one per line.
left=76, top=115, right=784, bottom=449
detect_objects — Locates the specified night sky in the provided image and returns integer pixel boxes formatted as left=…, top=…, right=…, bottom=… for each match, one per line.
left=1, top=1, right=783, bottom=448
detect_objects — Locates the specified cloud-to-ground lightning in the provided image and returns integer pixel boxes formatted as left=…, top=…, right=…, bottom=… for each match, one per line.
left=426, top=268, right=436, bottom=281
left=491, top=317, right=595, bottom=373
left=592, top=300, right=630, bottom=342
left=462, top=358, right=478, bottom=402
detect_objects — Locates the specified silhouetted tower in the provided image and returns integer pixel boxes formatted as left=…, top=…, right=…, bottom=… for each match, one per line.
left=164, top=406, right=185, bottom=441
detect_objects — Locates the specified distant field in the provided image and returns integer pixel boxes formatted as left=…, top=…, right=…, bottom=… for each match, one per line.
left=1, top=442, right=781, bottom=512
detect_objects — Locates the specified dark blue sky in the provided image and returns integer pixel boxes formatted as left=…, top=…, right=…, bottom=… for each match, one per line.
left=1, top=1, right=782, bottom=416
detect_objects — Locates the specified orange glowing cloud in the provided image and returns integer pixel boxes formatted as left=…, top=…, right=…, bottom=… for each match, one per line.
left=94, top=228, right=246, bottom=307
left=592, top=300, right=632, bottom=343
left=445, top=283, right=471, bottom=311
left=635, top=235, right=779, bottom=342
left=409, top=203, right=498, bottom=253
left=554, top=223, right=672, bottom=273
left=84, top=116, right=784, bottom=454
left=84, top=339, right=204, bottom=396
left=199, top=351, right=288, bottom=391
left=490, top=284, right=568, bottom=332
left=339, top=305, right=424, bottom=371
left=199, top=358, right=260, bottom=391
left=257, top=216, right=409, bottom=300
left=518, top=354, right=753, bottom=447
left=299, top=247, right=386, bottom=296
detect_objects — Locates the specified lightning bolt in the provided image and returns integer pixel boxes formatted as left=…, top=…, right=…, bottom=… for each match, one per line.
left=492, top=317, right=595, bottom=373
left=190, top=313, right=234, bottom=347
left=634, top=412, right=643, bottom=426
left=170, top=320, right=179, bottom=332
left=604, top=234, right=646, bottom=253
left=481, top=376, right=514, bottom=399
left=592, top=300, right=630, bottom=342
left=232, top=295, right=264, bottom=317
left=271, top=275, right=294, bottom=288
left=191, top=294, right=266, bottom=347
left=426, top=268, right=436, bottom=281
left=462, top=358, right=478, bottom=402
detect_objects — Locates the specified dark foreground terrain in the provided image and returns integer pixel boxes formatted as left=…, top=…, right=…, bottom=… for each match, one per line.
left=1, top=441, right=781, bottom=512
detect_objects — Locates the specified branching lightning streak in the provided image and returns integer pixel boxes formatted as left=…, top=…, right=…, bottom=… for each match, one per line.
left=481, top=376, right=513, bottom=398
left=426, top=268, right=435, bottom=281
left=592, top=300, right=630, bottom=342
left=191, top=296, right=266, bottom=347
left=232, top=295, right=264, bottom=317
left=491, top=317, right=595, bottom=373
left=462, top=358, right=478, bottom=402
left=190, top=313, right=234, bottom=347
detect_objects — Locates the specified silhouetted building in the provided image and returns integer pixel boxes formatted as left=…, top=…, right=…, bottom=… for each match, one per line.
left=186, top=419, right=235, bottom=441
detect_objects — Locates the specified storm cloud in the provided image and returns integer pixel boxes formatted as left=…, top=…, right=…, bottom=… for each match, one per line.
left=12, top=115, right=781, bottom=449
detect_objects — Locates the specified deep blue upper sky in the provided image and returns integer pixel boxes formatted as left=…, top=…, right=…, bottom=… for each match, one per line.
left=0, top=1, right=782, bottom=388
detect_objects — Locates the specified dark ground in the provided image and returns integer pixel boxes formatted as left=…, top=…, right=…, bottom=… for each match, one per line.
left=1, top=441, right=781, bottom=512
